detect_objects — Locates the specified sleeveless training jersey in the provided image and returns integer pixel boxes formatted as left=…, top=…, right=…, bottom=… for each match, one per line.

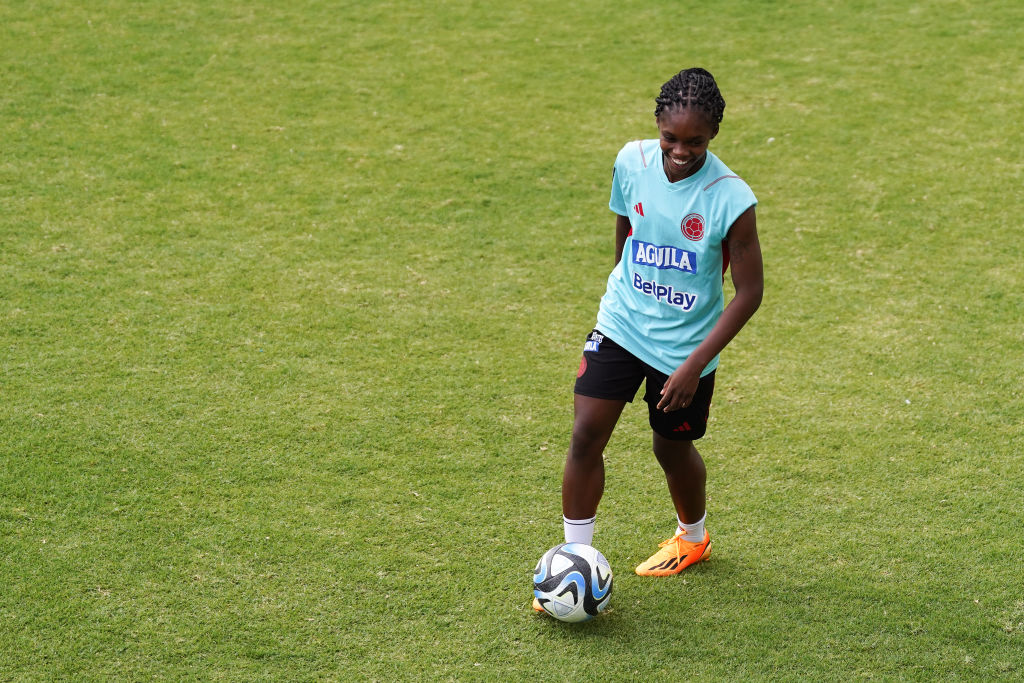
left=596, top=141, right=757, bottom=377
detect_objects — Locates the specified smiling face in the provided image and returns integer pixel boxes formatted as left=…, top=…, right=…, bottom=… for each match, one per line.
left=657, top=107, right=719, bottom=183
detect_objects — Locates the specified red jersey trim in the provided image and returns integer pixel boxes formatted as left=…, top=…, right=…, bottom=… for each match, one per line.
left=703, top=174, right=741, bottom=191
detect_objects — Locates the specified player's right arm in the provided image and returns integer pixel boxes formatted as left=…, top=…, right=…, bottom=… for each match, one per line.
left=614, top=214, right=631, bottom=265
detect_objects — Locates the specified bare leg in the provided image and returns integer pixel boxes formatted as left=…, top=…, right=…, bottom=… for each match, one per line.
left=651, top=433, right=706, bottom=524
left=561, top=395, right=626, bottom=520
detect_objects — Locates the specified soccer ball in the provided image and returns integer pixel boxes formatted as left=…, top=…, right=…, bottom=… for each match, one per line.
left=533, top=543, right=612, bottom=622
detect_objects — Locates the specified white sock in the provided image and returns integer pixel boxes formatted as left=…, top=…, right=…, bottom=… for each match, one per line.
left=676, top=512, right=706, bottom=542
left=563, top=515, right=596, bottom=545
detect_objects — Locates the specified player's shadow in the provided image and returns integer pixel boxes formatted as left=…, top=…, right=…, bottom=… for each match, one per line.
left=532, top=556, right=728, bottom=639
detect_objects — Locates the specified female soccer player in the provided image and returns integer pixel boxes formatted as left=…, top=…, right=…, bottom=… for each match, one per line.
left=543, top=68, right=763, bottom=589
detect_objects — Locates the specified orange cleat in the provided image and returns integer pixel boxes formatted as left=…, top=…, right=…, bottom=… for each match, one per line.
left=532, top=597, right=544, bottom=612
left=634, top=529, right=711, bottom=576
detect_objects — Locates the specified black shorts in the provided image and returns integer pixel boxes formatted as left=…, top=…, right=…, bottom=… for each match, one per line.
left=574, top=330, right=715, bottom=440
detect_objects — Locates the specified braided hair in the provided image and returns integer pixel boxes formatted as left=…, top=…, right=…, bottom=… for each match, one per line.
left=654, top=68, right=726, bottom=126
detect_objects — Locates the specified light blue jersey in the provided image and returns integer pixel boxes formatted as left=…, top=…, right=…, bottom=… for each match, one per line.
left=595, top=140, right=757, bottom=377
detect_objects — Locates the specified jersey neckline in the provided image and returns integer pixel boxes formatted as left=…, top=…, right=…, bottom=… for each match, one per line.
left=657, top=147, right=715, bottom=190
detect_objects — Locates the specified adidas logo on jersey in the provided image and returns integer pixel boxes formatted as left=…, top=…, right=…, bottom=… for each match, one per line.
left=633, top=202, right=644, bottom=217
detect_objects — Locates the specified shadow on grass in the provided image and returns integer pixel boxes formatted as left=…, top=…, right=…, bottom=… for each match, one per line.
left=527, top=557, right=734, bottom=640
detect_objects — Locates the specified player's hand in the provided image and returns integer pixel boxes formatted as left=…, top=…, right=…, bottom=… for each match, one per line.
left=657, top=362, right=701, bottom=412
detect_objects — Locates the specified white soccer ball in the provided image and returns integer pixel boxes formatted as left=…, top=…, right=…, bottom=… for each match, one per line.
left=533, top=543, right=613, bottom=622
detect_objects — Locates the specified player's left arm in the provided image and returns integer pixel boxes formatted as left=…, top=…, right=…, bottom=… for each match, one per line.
left=657, top=206, right=763, bottom=411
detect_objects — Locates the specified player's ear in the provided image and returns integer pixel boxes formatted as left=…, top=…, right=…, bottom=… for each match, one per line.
left=710, top=124, right=719, bottom=140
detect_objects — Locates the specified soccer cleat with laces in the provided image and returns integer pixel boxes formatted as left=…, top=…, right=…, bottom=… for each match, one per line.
left=634, top=529, right=711, bottom=576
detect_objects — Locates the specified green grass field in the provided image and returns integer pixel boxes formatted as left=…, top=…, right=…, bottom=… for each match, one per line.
left=2, top=0, right=1023, bottom=679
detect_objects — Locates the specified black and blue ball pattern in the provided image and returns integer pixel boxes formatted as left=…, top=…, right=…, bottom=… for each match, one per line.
left=533, top=543, right=612, bottom=622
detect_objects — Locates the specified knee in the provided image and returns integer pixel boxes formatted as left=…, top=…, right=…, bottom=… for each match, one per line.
left=569, top=420, right=613, bottom=460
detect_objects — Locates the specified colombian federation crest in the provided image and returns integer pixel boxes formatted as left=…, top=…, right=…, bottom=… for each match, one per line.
left=681, top=213, right=705, bottom=241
